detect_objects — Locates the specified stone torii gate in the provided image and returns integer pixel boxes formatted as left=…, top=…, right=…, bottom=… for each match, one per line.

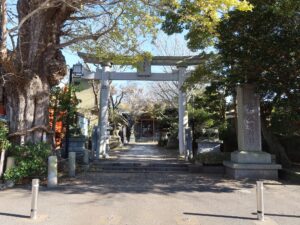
left=78, top=52, right=204, bottom=159
left=78, top=52, right=282, bottom=179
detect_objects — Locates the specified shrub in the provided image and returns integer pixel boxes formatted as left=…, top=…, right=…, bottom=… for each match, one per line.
left=4, top=143, right=51, bottom=182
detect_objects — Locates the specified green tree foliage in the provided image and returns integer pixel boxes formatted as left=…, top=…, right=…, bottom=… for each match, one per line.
left=185, top=55, right=231, bottom=141
left=216, top=0, right=300, bottom=136
left=157, top=107, right=179, bottom=139
left=163, top=0, right=299, bottom=165
left=188, top=83, right=227, bottom=135
left=184, top=0, right=299, bottom=165
left=162, top=0, right=253, bottom=50
left=0, top=121, right=10, bottom=150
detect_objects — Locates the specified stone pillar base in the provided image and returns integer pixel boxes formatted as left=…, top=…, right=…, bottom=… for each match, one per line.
left=223, top=161, right=281, bottom=180
left=231, top=151, right=272, bottom=164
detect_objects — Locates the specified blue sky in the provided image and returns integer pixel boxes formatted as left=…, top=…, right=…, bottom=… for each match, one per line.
left=62, top=31, right=195, bottom=69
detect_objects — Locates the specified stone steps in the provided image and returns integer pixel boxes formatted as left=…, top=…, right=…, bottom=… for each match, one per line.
left=89, top=162, right=190, bottom=173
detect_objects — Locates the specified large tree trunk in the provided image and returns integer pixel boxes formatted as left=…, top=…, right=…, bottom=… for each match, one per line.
left=4, top=0, right=74, bottom=144
left=6, top=76, right=50, bottom=143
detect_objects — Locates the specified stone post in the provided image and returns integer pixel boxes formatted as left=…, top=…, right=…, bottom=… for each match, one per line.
left=30, top=179, right=39, bottom=219
left=185, top=127, right=193, bottom=160
left=97, top=64, right=111, bottom=158
left=68, top=152, right=76, bottom=177
left=83, top=150, right=89, bottom=165
left=5, top=157, right=15, bottom=171
left=4, top=157, right=16, bottom=187
left=123, top=126, right=128, bottom=144
left=129, top=128, right=135, bottom=143
left=82, top=149, right=90, bottom=171
left=178, top=66, right=188, bottom=155
left=224, top=84, right=281, bottom=179
left=93, top=126, right=100, bottom=159
left=0, top=149, right=6, bottom=177
left=47, top=156, right=57, bottom=188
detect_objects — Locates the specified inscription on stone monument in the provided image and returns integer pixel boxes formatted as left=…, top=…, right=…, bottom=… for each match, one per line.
left=237, top=85, right=262, bottom=151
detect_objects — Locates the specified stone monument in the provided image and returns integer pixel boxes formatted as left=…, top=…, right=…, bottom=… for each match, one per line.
left=223, top=84, right=281, bottom=179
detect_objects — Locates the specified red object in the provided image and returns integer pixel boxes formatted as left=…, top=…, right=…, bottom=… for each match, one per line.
left=49, top=109, right=66, bottom=148
left=0, top=105, right=6, bottom=115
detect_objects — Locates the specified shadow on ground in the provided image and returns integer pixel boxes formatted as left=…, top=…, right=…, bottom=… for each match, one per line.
left=7, top=143, right=291, bottom=197
left=183, top=212, right=256, bottom=220
left=0, top=212, right=30, bottom=219
left=44, top=143, right=256, bottom=196
left=38, top=173, right=256, bottom=196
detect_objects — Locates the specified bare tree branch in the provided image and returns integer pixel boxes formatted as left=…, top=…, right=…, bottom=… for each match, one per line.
left=58, top=7, right=124, bottom=48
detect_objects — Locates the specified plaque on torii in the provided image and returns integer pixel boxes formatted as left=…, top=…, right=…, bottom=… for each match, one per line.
left=137, top=58, right=151, bottom=77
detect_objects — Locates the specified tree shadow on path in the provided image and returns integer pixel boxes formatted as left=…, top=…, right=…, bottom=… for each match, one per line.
left=183, top=212, right=256, bottom=220
left=0, top=212, right=29, bottom=219
left=44, top=173, right=255, bottom=196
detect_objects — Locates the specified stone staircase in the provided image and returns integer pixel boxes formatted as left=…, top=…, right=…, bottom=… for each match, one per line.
left=89, top=161, right=191, bottom=173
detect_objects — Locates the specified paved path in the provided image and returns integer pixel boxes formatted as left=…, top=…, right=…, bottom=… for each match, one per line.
left=0, top=143, right=300, bottom=225
left=106, top=142, right=182, bottom=163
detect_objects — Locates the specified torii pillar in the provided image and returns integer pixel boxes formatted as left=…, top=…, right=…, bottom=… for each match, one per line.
left=96, top=63, right=111, bottom=159
left=178, top=66, right=189, bottom=156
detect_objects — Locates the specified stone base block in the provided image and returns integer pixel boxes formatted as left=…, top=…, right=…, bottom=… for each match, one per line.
left=223, top=161, right=281, bottom=180
left=231, top=151, right=271, bottom=164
